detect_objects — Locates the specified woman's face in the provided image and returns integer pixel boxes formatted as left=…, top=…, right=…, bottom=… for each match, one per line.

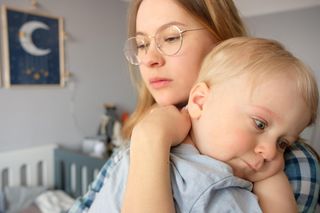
left=136, top=0, right=217, bottom=106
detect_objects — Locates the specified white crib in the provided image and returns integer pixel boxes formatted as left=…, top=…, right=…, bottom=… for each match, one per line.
left=0, top=144, right=105, bottom=198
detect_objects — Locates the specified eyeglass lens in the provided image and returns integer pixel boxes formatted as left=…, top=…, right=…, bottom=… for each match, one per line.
left=124, top=25, right=183, bottom=65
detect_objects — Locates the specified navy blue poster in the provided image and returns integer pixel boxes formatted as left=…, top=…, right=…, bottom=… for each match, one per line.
left=2, top=6, right=64, bottom=87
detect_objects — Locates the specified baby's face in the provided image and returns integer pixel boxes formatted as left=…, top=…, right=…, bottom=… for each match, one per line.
left=190, top=72, right=311, bottom=182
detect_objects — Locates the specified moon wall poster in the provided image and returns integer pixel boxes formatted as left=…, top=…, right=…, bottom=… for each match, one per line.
left=1, top=6, right=65, bottom=87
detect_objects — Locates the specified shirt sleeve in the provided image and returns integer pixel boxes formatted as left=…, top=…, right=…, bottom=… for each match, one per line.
left=190, top=187, right=262, bottom=213
left=68, top=150, right=121, bottom=213
left=284, top=142, right=320, bottom=213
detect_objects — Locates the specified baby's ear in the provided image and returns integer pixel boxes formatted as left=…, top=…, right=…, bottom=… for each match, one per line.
left=188, top=82, right=210, bottom=119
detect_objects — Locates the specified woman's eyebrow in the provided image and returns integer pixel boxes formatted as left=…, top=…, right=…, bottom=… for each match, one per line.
left=135, top=31, right=146, bottom=36
left=136, top=21, right=188, bottom=35
left=161, top=21, right=187, bottom=28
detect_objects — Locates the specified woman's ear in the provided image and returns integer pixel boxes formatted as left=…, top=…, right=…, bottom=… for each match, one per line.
left=188, top=82, right=210, bottom=119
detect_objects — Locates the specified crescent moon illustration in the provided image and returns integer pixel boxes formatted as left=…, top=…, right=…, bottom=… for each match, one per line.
left=19, top=21, right=51, bottom=56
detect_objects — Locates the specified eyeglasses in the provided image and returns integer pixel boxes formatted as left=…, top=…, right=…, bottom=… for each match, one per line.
left=124, top=25, right=205, bottom=65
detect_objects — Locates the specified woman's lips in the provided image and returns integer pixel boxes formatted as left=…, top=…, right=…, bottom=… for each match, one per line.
left=149, top=78, right=172, bottom=89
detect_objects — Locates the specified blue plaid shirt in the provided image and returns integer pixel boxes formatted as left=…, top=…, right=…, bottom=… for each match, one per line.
left=284, top=143, right=320, bottom=213
left=69, top=142, right=320, bottom=213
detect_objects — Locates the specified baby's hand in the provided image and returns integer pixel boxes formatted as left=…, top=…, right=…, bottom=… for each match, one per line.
left=131, top=105, right=191, bottom=148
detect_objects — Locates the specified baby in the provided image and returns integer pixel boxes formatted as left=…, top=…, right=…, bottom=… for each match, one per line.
left=85, top=37, right=319, bottom=212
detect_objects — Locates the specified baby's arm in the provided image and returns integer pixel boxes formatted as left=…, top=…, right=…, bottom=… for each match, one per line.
left=253, top=171, right=298, bottom=213
left=121, top=106, right=190, bottom=213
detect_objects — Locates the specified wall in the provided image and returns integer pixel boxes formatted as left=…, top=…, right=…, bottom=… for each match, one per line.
left=0, top=0, right=134, bottom=152
left=1, top=1, right=319, bottom=153
left=244, top=6, right=320, bottom=152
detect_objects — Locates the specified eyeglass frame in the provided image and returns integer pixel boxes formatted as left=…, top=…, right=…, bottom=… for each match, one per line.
left=124, top=24, right=205, bottom=65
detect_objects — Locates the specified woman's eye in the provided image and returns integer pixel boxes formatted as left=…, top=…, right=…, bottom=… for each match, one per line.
left=135, top=37, right=149, bottom=50
left=137, top=43, right=148, bottom=50
left=253, top=119, right=266, bottom=130
left=277, top=139, right=289, bottom=151
left=164, top=35, right=180, bottom=43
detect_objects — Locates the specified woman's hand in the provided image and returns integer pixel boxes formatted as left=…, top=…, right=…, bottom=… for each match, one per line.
left=122, top=105, right=190, bottom=213
left=131, top=105, right=191, bottom=149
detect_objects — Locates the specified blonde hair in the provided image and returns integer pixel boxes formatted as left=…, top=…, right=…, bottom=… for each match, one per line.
left=122, top=0, right=248, bottom=139
left=198, top=37, right=319, bottom=125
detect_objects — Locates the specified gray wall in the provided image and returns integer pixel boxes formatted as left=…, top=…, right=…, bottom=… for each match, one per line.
left=0, top=1, right=319, bottom=153
left=0, top=0, right=135, bottom=152
left=244, top=6, right=320, bottom=152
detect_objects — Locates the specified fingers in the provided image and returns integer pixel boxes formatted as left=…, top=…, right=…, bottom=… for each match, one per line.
left=180, top=105, right=191, bottom=124
left=132, top=104, right=192, bottom=148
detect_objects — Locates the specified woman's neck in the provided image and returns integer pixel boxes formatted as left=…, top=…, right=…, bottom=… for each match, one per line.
left=181, top=134, right=196, bottom=146
left=174, top=101, right=188, bottom=109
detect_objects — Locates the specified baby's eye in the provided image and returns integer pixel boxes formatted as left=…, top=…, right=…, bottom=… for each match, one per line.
left=253, top=118, right=266, bottom=130
left=277, top=139, right=289, bottom=151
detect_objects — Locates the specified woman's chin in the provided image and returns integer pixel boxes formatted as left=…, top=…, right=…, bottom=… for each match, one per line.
left=156, top=99, right=188, bottom=108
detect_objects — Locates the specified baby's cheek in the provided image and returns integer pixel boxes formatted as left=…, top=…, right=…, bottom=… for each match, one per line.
left=227, top=130, right=255, bottom=152
left=260, top=155, right=284, bottom=181
left=272, top=154, right=285, bottom=173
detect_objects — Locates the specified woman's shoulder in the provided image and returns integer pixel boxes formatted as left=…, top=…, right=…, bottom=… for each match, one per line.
left=284, top=142, right=319, bottom=175
left=284, top=141, right=320, bottom=212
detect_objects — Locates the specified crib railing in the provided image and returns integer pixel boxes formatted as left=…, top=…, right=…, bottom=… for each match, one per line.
left=0, top=144, right=57, bottom=190
left=54, top=147, right=105, bottom=198
left=0, top=144, right=106, bottom=198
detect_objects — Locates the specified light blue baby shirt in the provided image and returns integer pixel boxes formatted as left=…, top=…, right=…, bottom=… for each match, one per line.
left=88, top=144, right=262, bottom=213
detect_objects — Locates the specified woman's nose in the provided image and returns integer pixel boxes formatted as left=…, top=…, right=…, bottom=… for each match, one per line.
left=255, top=139, right=278, bottom=161
left=141, top=42, right=164, bottom=67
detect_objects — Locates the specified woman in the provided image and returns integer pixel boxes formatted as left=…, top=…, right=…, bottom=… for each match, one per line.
left=69, top=0, right=319, bottom=212
left=121, top=0, right=319, bottom=212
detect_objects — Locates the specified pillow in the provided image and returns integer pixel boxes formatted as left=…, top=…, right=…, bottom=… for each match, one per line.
left=35, top=190, right=75, bottom=213
left=19, top=203, right=42, bottom=213
left=4, top=186, right=47, bottom=213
